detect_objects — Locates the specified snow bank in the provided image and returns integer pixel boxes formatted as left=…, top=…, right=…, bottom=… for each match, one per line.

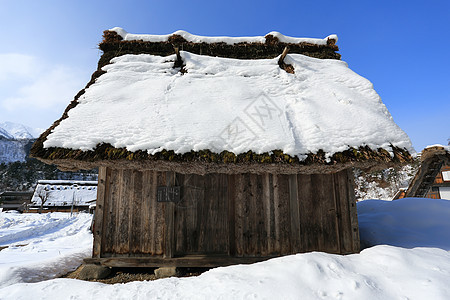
left=0, top=212, right=92, bottom=288
left=44, top=52, right=413, bottom=159
left=110, top=27, right=337, bottom=45
left=1, top=198, right=450, bottom=299
left=1, top=246, right=449, bottom=300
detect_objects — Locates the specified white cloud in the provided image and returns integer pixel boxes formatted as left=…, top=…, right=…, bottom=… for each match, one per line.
left=0, top=53, right=40, bottom=80
left=0, top=53, right=86, bottom=112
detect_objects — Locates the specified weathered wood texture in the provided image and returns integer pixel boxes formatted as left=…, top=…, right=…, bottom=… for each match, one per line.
left=95, top=168, right=359, bottom=265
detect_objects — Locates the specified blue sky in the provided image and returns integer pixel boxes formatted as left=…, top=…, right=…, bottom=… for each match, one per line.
left=0, top=0, right=448, bottom=151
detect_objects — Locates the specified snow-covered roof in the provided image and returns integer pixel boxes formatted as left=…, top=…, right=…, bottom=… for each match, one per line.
left=42, top=51, right=412, bottom=161
left=110, top=27, right=338, bottom=45
left=36, top=180, right=98, bottom=186
left=31, top=180, right=97, bottom=207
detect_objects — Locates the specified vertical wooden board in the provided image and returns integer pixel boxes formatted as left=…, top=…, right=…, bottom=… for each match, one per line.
left=242, top=174, right=254, bottom=255
left=102, top=168, right=118, bottom=254
left=275, top=174, right=291, bottom=255
left=253, top=174, right=266, bottom=256
left=197, top=173, right=211, bottom=253
left=164, top=172, right=175, bottom=258
left=153, top=171, right=165, bottom=255
left=289, top=174, right=301, bottom=253
left=262, top=174, right=271, bottom=255
left=227, top=174, right=236, bottom=256
left=201, top=173, right=228, bottom=254
left=297, top=174, right=317, bottom=252
left=312, top=174, right=339, bottom=253
left=333, top=170, right=352, bottom=254
left=140, top=170, right=152, bottom=254
left=346, top=169, right=360, bottom=252
left=191, top=174, right=204, bottom=253
left=272, top=174, right=281, bottom=253
left=129, top=170, right=143, bottom=254
left=174, top=173, right=186, bottom=255
left=218, top=173, right=229, bottom=254
left=175, top=174, right=204, bottom=254
left=93, top=166, right=107, bottom=257
left=115, top=169, right=131, bottom=254
left=234, top=174, right=245, bottom=256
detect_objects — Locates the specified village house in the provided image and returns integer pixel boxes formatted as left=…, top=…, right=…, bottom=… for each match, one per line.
left=30, top=28, right=413, bottom=268
left=0, top=191, right=33, bottom=212
left=29, top=180, right=97, bottom=213
left=405, top=146, right=450, bottom=200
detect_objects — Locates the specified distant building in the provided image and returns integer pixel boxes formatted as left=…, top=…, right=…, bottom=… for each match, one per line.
left=405, top=146, right=450, bottom=200
left=30, top=180, right=97, bottom=212
left=0, top=191, right=33, bottom=212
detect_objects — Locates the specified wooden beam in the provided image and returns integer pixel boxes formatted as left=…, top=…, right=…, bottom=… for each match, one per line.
left=173, top=47, right=183, bottom=69
left=84, top=255, right=280, bottom=268
left=278, top=46, right=294, bottom=74
left=278, top=46, right=289, bottom=65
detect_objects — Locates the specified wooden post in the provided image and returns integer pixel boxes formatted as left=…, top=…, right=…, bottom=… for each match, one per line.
left=93, top=166, right=107, bottom=258
left=278, top=46, right=289, bottom=66
left=278, top=46, right=294, bottom=74
left=173, top=47, right=183, bottom=69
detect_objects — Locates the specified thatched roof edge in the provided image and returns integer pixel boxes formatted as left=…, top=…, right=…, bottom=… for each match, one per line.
left=31, top=142, right=413, bottom=174
left=98, top=30, right=340, bottom=68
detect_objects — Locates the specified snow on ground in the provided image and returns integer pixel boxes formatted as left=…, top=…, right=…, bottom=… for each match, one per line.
left=1, top=198, right=450, bottom=299
left=0, top=212, right=92, bottom=289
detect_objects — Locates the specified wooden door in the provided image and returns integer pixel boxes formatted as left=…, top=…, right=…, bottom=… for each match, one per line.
left=173, top=173, right=229, bottom=256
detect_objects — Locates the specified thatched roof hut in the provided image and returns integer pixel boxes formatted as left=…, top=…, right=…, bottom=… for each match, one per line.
left=30, top=180, right=97, bottom=212
left=405, top=146, right=450, bottom=199
left=31, top=28, right=413, bottom=268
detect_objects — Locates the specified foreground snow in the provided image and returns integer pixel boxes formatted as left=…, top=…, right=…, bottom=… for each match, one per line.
left=0, top=212, right=92, bottom=288
left=1, top=198, right=450, bottom=299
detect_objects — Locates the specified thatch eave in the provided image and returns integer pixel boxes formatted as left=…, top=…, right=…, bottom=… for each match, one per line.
left=30, top=143, right=413, bottom=175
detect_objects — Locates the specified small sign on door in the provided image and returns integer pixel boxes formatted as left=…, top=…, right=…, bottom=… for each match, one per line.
left=157, top=186, right=181, bottom=203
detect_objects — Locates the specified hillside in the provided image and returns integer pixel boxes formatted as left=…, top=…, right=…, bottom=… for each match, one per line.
left=0, top=122, right=37, bottom=164
left=0, top=122, right=97, bottom=191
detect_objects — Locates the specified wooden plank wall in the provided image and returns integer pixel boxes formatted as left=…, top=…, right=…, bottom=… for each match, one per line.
left=99, top=168, right=166, bottom=257
left=95, top=168, right=359, bottom=259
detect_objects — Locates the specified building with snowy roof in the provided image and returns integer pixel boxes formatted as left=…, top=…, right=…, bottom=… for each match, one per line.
left=30, top=180, right=97, bottom=212
left=31, top=28, right=414, bottom=268
left=405, top=146, right=450, bottom=200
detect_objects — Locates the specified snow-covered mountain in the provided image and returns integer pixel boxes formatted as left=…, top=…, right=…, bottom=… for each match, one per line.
left=0, top=122, right=38, bottom=140
left=0, top=128, right=13, bottom=140
left=0, top=122, right=39, bottom=164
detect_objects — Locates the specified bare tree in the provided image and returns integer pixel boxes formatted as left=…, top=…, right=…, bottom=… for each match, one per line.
left=38, top=187, right=49, bottom=214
